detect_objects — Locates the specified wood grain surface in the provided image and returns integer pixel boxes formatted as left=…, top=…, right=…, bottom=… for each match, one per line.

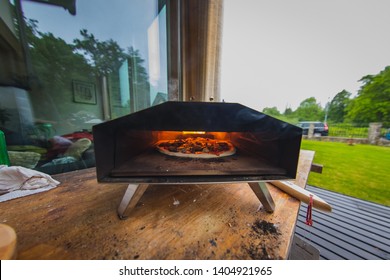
left=0, top=150, right=315, bottom=260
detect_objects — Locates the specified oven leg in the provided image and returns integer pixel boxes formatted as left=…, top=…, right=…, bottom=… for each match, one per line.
left=248, top=182, right=275, bottom=213
left=117, top=184, right=149, bottom=220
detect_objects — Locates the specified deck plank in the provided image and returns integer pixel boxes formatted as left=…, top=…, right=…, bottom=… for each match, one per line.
left=297, top=212, right=390, bottom=250
left=296, top=217, right=389, bottom=259
left=298, top=206, right=390, bottom=243
left=295, top=185, right=390, bottom=260
left=308, top=187, right=390, bottom=217
left=310, top=192, right=390, bottom=224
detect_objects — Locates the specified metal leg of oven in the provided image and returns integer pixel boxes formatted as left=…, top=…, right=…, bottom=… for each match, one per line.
left=248, top=182, right=275, bottom=213
left=117, top=184, right=149, bottom=219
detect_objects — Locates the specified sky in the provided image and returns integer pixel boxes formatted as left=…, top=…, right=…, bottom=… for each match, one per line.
left=21, top=0, right=158, bottom=55
left=220, top=0, right=390, bottom=112
left=20, top=0, right=390, bottom=113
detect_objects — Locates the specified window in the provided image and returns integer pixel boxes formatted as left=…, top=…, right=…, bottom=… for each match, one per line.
left=0, top=0, right=223, bottom=175
left=0, top=0, right=178, bottom=174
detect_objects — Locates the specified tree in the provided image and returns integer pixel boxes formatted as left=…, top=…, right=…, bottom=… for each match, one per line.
left=294, top=97, right=324, bottom=121
left=328, top=90, right=351, bottom=123
left=346, top=66, right=390, bottom=126
left=262, top=106, right=281, bottom=117
left=23, top=17, right=152, bottom=129
left=73, top=29, right=126, bottom=76
left=74, top=31, right=151, bottom=111
left=26, top=19, right=95, bottom=92
left=283, top=107, right=294, bottom=117
left=25, top=19, right=96, bottom=122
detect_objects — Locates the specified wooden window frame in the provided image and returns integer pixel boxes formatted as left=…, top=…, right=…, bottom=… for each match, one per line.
left=167, top=0, right=224, bottom=102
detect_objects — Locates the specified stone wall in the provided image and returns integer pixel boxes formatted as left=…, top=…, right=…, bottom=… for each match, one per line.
left=303, top=122, right=390, bottom=146
left=302, top=135, right=369, bottom=144
left=303, top=135, right=389, bottom=146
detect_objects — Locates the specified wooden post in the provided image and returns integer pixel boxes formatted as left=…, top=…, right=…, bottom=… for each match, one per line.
left=180, top=0, right=223, bottom=102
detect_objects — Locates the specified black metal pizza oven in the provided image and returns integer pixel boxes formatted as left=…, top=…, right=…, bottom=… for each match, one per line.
left=92, top=101, right=302, bottom=183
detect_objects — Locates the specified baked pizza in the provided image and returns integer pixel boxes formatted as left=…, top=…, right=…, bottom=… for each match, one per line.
left=155, top=137, right=236, bottom=158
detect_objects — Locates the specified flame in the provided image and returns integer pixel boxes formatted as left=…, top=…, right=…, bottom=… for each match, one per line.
left=182, top=131, right=206, bottom=135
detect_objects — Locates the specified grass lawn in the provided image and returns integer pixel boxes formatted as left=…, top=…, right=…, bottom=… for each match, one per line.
left=300, top=140, right=390, bottom=207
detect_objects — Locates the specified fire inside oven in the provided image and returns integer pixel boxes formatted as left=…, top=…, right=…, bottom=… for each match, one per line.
left=93, top=102, right=302, bottom=183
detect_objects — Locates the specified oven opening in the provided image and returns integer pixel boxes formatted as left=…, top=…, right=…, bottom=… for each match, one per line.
left=111, top=129, right=286, bottom=179
left=93, top=102, right=302, bottom=183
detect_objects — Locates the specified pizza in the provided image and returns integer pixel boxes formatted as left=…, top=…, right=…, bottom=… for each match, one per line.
left=155, top=137, right=236, bottom=158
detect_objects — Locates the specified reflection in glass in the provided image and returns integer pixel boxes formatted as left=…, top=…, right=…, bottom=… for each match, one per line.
left=0, top=0, right=170, bottom=174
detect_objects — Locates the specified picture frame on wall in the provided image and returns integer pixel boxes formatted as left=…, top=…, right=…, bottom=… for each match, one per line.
left=72, top=80, right=97, bottom=105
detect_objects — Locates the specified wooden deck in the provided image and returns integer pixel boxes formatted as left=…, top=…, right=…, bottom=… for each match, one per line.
left=295, top=185, right=390, bottom=260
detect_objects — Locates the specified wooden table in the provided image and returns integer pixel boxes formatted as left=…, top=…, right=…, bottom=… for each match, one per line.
left=0, top=150, right=315, bottom=260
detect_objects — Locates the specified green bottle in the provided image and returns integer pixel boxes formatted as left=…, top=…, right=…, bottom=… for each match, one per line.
left=0, top=130, right=10, bottom=166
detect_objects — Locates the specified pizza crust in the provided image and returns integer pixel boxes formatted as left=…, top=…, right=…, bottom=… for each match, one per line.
left=157, top=146, right=236, bottom=158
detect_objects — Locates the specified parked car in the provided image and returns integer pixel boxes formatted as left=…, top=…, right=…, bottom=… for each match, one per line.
left=297, top=121, right=329, bottom=136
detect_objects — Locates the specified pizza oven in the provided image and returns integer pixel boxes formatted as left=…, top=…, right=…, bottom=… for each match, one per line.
left=92, top=101, right=302, bottom=184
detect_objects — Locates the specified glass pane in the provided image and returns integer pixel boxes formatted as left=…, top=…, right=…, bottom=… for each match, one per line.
left=0, top=0, right=171, bottom=174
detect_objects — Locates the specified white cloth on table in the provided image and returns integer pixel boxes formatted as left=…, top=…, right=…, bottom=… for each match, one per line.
left=0, top=165, right=60, bottom=202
